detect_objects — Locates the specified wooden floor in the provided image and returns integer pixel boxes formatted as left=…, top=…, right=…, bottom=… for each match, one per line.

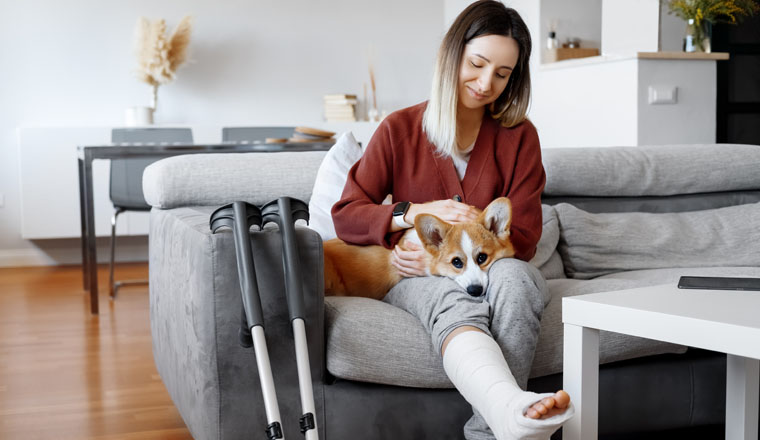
left=0, top=264, right=192, bottom=440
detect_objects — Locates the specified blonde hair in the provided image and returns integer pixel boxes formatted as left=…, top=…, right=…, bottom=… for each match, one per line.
left=423, top=0, right=532, bottom=157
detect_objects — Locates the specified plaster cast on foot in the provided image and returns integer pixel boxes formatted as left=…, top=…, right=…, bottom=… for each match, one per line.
left=442, top=330, right=574, bottom=440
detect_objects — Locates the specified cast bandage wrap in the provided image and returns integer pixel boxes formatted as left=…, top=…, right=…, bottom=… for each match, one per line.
left=442, top=331, right=574, bottom=440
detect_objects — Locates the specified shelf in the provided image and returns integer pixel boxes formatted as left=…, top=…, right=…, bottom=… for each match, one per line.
left=637, top=51, right=730, bottom=60
left=541, top=51, right=730, bottom=71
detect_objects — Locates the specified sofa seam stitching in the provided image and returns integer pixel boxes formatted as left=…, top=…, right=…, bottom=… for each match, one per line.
left=209, top=230, right=223, bottom=440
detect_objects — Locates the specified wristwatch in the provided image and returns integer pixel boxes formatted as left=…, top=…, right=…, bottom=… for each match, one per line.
left=392, top=201, right=413, bottom=229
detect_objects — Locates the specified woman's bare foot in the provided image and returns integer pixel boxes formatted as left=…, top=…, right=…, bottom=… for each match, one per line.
left=524, top=390, right=571, bottom=419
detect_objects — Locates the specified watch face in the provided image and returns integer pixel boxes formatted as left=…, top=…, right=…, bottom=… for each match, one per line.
left=393, top=201, right=410, bottom=216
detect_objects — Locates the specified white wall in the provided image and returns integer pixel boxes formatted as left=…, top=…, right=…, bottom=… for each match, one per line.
left=601, top=0, right=661, bottom=54
left=637, top=59, right=717, bottom=145
left=0, top=0, right=443, bottom=266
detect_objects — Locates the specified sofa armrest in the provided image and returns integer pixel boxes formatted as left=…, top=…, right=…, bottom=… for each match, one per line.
left=142, top=151, right=327, bottom=209
left=149, top=206, right=326, bottom=439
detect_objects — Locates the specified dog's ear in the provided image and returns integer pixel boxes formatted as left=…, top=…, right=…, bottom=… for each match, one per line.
left=415, top=214, right=452, bottom=251
left=479, top=197, right=512, bottom=239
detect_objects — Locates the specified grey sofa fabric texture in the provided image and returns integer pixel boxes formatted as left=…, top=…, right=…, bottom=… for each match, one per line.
left=556, top=201, right=760, bottom=279
left=542, top=144, right=760, bottom=197
left=530, top=204, right=564, bottom=280
left=143, top=151, right=327, bottom=209
left=324, top=263, right=760, bottom=388
left=150, top=206, right=326, bottom=440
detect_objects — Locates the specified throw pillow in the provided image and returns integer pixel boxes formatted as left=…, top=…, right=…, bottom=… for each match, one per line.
left=308, top=132, right=363, bottom=241
left=555, top=202, right=760, bottom=279
left=529, top=204, right=565, bottom=279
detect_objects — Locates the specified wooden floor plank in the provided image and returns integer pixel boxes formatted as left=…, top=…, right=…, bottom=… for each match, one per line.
left=0, top=264, right=192, bottom=440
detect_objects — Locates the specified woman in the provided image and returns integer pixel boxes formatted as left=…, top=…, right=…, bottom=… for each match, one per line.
left=332, top=1, right=573, bottom=439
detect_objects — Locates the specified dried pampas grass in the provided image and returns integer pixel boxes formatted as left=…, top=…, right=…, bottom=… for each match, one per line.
left=133, top=15, right=193, bottom=110
left=168, top=16, right=193, bottom=73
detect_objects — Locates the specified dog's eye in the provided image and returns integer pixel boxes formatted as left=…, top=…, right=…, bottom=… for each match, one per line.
left=477, top=253, right=488, bottom=264
left=451, top=257, right=464, bottom=269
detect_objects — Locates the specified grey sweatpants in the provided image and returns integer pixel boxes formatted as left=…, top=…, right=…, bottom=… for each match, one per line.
left=382, top=258, right=550, bottom=440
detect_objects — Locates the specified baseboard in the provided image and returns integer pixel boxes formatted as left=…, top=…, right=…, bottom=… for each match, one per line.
left=0, top=248, right=55, bottom=267
left=0, top=238, right=149, bottom=268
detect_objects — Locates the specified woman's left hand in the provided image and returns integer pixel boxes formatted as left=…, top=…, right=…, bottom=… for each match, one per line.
left=391, top=241, right=428, bottom=278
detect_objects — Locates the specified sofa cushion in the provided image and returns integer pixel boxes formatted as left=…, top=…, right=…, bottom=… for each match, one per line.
left=531, top=265, right=760, bottom=378
left=325, top=265, right=760, bottom=387
left=530, top=204, right=565, bottom=279
left=143, top=151, right=327, bottom=209
left=325, top=296, right=452, bottom=388
left=308, top=132, right=363, bottom=241
left=556, top=202, right=760, bottom=279
left=542, top=144, right=760, bottom=197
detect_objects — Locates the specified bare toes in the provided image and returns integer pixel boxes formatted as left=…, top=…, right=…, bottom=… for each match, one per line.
left=554, top=390, right=571, bottom=409
left=525, top=407, right=541, bottom=419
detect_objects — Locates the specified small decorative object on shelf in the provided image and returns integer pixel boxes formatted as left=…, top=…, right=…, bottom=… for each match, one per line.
left=368, top=63, right=380, bottom=122
left=546, top=31, right=559, bottom=50
left=133, top=15, right=193, bottom=122
left=323, top=94, right=357, bottom=122
left=546, top=19, right=559, bottom=50
left=667, top=0, right=759, bottom=53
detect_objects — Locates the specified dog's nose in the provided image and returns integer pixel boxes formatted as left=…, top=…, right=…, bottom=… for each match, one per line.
left=466, top=285, right=484, bottom=297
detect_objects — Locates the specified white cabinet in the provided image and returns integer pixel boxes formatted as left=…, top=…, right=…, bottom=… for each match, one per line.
left=18, top=127, right=150, bottom=239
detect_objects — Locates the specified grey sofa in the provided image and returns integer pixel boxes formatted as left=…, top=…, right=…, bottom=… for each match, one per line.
left=143, top=143, right=760, bottom=440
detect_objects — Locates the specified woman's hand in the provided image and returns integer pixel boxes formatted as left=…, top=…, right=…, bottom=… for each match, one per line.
left=391, top=241, right=428, bottom=278
left=407, top=199, right=481, bottom=225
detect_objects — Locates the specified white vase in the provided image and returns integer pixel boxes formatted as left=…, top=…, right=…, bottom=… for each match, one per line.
left=368, top=107, right=380, bottom=122
left=124, top=106, right=154, bottom=126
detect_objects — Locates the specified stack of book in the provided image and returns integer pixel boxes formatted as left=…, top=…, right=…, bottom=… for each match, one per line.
left=324, top=94, right=357, bottom=122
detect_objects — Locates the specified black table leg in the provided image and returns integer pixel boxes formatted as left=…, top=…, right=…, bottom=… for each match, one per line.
left=78, top=157, right=89, bottom=291
left=83, top=151, right=99, bottom=314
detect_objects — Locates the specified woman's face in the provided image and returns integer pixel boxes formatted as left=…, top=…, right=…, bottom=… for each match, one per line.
left=458, top=34, right=519, bottom=111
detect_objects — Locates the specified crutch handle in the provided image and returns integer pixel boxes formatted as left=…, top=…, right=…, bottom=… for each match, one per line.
left=262, top=197, right=310, bottom=321
left=232, top=202, right=266, bottom=329
left=210, top=201, right=265, bottom=330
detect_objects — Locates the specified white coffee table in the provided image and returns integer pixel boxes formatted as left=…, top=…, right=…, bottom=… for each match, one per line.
left=562, top=282, right=760, bottom=440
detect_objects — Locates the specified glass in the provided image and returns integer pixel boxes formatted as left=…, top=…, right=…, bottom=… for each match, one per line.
left=684, top=18, right=712, bottom=53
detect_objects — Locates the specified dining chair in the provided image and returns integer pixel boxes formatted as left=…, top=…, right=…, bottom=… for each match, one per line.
left=109, top=127, right=194, bottom=298
left=222, top=126, right=296, bottom=143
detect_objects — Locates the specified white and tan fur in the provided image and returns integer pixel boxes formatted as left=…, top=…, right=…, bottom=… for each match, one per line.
left=323, top=198, right=515, bottom=300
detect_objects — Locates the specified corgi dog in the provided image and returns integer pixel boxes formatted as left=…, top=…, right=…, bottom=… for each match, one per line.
left=323, top=197, right=515, bottom=300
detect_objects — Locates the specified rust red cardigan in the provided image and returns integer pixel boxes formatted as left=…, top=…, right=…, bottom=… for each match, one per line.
left=331, top=102, right=546, bottom=261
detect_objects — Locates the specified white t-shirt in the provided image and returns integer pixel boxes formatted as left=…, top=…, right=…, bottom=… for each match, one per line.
left=452, top=142, right=475, bottom=181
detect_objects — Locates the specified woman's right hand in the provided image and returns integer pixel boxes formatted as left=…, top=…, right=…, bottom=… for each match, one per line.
left=407, top=199, right=481, bottom=225
left=391, top=241, right=428, bottom=278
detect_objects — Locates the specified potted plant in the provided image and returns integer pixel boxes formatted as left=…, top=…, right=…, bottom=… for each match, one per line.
left=666, top=0, right=759, bottom=52
left=133, top=15, right=193, bottom=122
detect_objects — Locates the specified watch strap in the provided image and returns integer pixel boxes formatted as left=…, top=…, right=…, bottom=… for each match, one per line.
left=393, top=213, right=413, bottom=229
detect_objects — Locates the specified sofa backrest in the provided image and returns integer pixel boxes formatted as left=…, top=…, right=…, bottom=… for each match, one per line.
left=542, top=144, right=760, bottom=213
left=143, top=151, right=327, bottom=209
left=143, top=143, right=760, bottom=213
left=539, top=144, right=760, bottom=279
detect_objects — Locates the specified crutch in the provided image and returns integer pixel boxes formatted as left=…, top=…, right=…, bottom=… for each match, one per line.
left=210, top=201, right=285, bottom=440
left=261, top=197, right=319, bottom=440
